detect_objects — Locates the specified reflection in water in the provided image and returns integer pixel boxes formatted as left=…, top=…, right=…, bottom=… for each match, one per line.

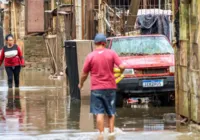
left=67, top=100, right=81, bottom=130
left=115, top=107, right=176, bottom=132
left=0, top=70, right=199, bottom=139
left=6, top=89, right=22, bottom=132
left=22, top=90, right=68, bottom=134
left=0, top=91, right=7, bottom=121
left=0, top=89, right=23, bottom=133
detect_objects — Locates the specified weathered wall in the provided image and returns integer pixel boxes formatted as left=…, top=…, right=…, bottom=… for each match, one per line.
left=175, top=0, right=200, bottom=123
left=10, top=2, right=25, bottom=40
left=3, top=4, right=10, bottom=40
left=17, top=3, right=25, bottom=39
left=8, top=2, right=51, bottom=70
left=24, top=36, right=51, bottom=70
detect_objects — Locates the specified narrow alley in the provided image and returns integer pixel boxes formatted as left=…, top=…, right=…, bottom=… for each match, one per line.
left=0, top=0, right=200, bottom=140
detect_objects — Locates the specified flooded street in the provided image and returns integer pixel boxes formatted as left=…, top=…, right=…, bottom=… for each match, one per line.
left=0, top=70, right=199, bottom=140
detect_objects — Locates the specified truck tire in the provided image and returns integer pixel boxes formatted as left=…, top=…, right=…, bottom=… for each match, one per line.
left=116, top=92, right=124, bottom=107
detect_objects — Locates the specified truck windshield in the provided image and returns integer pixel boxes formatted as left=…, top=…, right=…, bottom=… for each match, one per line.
left=111, top=36, right=174, bottom=56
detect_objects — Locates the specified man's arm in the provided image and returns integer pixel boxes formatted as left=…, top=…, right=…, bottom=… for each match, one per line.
left=118, top=64, right=125, bottom=73
left=0, top=48, right=5, bottom=66
left=113, top=51, right=125, bottom=72
left=79, top=56, right=91, bottom=89
left=79, top=72, right=89, bottom=88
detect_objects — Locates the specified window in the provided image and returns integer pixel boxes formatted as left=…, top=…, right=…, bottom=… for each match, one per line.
left=111, top=36, right=174, bottom=56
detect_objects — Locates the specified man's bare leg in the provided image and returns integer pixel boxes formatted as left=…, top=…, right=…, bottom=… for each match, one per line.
left=96, top=114, right=105, bottom=133
left=104, top=115, right=109, bottom=128
left=108, top=115, right=115, bottom=133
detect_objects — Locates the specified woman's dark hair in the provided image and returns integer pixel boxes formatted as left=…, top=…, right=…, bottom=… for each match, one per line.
left=5, top=34, right=14, bottom=41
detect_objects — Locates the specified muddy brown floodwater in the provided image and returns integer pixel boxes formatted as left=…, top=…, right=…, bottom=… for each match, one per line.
left=0, top=70, right=199, bottom=140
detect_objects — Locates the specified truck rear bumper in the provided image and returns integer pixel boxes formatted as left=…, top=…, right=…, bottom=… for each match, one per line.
left=117, top=76, right=175, bottom=96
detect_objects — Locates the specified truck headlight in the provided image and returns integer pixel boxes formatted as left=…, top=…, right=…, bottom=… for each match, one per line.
left=169, top=66, right=175, bottom=73
left=123, top=69, right=134, bottom=75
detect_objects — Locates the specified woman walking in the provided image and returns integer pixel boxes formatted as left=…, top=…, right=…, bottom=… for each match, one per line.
left=0, top=34, right=25, bottom=88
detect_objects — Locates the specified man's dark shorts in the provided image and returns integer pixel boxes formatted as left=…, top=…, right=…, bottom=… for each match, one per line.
left=90, top=89, right=116, bottom=116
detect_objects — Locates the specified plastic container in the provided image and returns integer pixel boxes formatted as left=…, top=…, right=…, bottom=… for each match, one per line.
left=115, top=75, right=124, bottom=84
left=113, top=68, right=121, bottom=73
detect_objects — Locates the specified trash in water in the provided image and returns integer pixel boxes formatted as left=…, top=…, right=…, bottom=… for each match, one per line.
left=126, top=98, right=149, bottom=108
left=127, top=98, right=138, bottom=104
left=127, top=97, right=149, bottom=104
left=163, top=113, right=176, bottom=124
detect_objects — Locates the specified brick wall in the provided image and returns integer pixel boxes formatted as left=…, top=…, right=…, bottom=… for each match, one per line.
left=24, top=36, right=51, bottom=70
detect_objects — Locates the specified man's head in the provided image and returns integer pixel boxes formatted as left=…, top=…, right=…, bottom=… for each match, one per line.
left=94, top=33, right=106, bottom=47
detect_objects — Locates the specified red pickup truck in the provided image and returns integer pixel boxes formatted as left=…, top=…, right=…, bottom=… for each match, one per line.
left=107, top=35, right=175, bottom=107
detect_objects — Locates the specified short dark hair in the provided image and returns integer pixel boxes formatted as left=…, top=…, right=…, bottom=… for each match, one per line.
left=95, top=42, right=106, bottom=46
left=5, top=34, right=14, bottom=41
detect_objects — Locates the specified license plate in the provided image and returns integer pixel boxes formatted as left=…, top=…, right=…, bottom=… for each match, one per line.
left=142, top=79, right=164, bottom=87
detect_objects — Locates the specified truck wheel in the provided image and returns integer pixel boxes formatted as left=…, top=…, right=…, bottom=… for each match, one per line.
left=116, top=92, right=124, bottom=108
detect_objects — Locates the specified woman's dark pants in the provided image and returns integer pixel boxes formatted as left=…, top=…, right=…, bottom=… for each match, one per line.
left=5, top=66, right=21, bottom=88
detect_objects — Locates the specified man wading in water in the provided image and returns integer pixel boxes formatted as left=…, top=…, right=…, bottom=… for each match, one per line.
left=78, top=33, right=124, bottom=136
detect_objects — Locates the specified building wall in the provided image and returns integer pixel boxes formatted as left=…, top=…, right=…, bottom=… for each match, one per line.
left=18, top=3, right=25, bottom=39
left=4, top=1, right=50, bottom=70
left=10, top=2, right=25, bottom=39
left=2, top=4, right=10, bottom=41
left=2, top=1, right=72, bottom=71
left=24, top=36, right=51, bottom=70
left=175, top=0, right=200, bottom=123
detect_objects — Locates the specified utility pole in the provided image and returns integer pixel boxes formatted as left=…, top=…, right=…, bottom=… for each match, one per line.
left=98, top=0, right=105, bottom=33
left=114, top=0, right=116, bottom=35
left=159, top=0, right=161, bottom=9
left=143, top=0, right=147, bottom=9
left=56, top=0, right=60, bottom=35
left=56, top=0, right=60, bottom=75
left=107, top=0, right=111, bottom=5
left=51, top=0, right=56, bottom=31
left=75, top=0, right=82, bottom=39
left=127, top=0, right=141, bottom=32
